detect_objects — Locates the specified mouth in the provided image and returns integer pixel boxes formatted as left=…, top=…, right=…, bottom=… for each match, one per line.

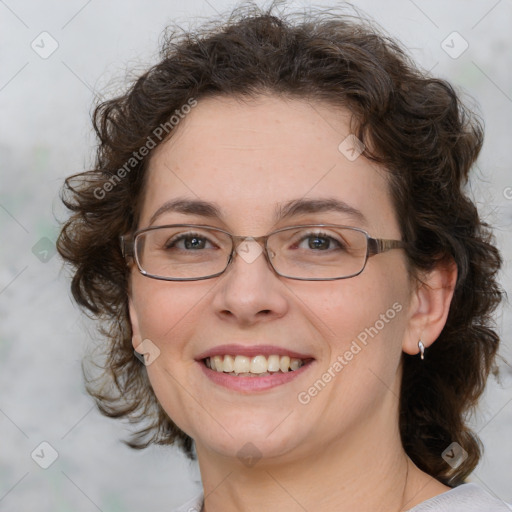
left=203, top=354, right=314, bottom=377
left=195, top=344, right=315, bottom=391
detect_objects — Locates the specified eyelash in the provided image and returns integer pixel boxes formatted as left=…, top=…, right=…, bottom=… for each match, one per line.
left=295, top=231, right=344, bottom=250
left=165, top=232, right=216, bottom=249
left=164, top=230, right=344, bottom=251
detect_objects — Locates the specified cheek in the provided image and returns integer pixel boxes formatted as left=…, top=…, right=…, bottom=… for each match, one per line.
left=130, top=274, right=211, bottom=357
left=293, top=262, right=410, bottom=372
left=298, top=275, right=405, bottom=334
left=129, top=276, right=210, bottom=432
left=295, top=275, right=408, bottom=422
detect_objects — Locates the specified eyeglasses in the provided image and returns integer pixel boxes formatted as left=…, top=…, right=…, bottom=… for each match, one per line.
left=120, top=224, right=405, bottom=281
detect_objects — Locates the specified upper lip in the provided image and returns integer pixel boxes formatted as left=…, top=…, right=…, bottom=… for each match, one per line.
left=195, top=344, right=315, bottom=361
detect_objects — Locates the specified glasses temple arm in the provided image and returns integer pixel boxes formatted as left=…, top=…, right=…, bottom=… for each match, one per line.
left=368, top=238, right=405, bottom=256
left=120, top=235, right=134, bottom=259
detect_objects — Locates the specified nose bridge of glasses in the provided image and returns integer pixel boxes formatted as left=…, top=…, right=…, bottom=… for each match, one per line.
left=230, top=234, right=274, bottom=265
left=231, top=233, right=268, bottom=248
left=228, top=235, right=275, bottom=276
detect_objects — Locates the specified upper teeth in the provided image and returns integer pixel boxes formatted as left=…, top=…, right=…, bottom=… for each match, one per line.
left=205, top=354, right=304, bottom=374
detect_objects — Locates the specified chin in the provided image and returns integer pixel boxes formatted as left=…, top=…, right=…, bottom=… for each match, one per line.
left=192, top=415, right=311, bottom=464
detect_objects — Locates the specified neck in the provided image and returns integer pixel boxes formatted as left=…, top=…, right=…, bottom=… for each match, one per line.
left=195, top=408, right=448, bottom=512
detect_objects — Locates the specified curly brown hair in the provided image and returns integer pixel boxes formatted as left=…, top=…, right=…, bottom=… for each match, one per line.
left=57, top=2, right=503, bottom=486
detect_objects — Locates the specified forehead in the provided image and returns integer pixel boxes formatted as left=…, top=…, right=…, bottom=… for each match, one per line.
left=139, top=95, right=398, bottom=235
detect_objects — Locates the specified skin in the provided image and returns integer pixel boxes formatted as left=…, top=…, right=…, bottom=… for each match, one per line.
left=128, top=95, right=457, bottom=512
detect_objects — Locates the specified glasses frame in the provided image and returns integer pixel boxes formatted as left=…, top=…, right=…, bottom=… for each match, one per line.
left=120, top=224, right=405, bottom=282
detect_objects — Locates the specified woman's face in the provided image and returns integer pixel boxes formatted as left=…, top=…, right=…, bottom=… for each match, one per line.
left=129, top=95, right=414, bottom=464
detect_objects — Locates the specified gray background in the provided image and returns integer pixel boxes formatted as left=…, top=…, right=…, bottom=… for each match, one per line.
left=0, top=0, right=511, bottom=510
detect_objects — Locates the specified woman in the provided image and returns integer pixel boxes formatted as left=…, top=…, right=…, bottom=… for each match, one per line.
left=57, top=3, right=509, bottom=511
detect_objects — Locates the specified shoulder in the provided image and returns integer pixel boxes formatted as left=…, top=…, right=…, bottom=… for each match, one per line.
left=170, top=492, right=203, bottom=512
left=169, top=486, right=511, bottom=512
left=407, top=483, right=511, bottom=512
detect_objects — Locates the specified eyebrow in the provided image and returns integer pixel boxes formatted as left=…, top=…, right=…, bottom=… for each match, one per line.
left=148, top=197, right=367, bottom=226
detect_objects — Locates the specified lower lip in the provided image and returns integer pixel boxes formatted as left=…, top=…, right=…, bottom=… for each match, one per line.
left=197, top=360, right=314, bottom=392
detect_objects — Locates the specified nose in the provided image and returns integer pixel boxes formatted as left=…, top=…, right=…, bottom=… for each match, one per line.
left=211, top=238, right=289, bottom=326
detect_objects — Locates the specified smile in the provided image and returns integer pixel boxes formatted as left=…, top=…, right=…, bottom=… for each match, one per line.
left=204, top=354, right=307, bottom=376
left=197, top=353, right=314, bottom=392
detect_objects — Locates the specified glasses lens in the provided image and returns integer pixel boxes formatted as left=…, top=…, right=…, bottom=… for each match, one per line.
left=135, top=226, right=232, bottom=279
left=267, top=226, right=368, bottom=279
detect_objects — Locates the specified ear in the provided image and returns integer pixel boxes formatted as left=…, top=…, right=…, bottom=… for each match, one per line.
left=402, top=257, right=457, bottom=356
left=128, top=297, right=144, bottom=354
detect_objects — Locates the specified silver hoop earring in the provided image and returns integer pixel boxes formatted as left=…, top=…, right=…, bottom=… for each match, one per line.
left=418, top=340, right=425, bottom=360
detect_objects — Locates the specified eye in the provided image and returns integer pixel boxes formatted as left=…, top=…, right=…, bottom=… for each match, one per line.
left=296, top=231, right=345, bottom=251
left=165, top=232, right=215, bottom=250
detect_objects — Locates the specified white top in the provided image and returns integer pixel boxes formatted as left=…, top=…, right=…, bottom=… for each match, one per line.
left=171, top=483, right=512, bottom=512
